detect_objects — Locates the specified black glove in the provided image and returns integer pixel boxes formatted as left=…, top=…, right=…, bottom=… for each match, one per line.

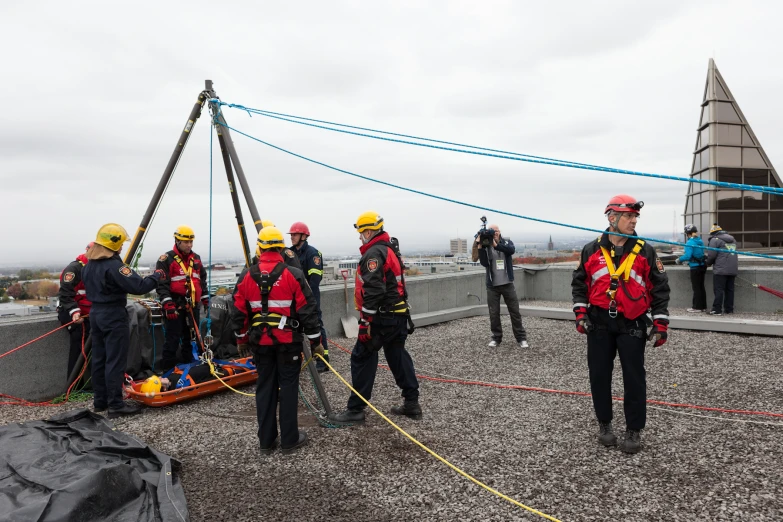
left=648, top=319, right=669, bottom=347
left=574, top=305, right=591, bottom=334
left=163, top=300, right=178, bottom=320
left=309, top=339, right=325, bottom=357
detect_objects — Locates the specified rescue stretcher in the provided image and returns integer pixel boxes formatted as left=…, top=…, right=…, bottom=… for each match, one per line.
left=126, top=357, right=257, bottom=407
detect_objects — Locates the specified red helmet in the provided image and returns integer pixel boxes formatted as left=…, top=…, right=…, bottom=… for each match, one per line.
left=288, top=222, right=310, bottom=236
left=605, top=195, right=644, bottom=214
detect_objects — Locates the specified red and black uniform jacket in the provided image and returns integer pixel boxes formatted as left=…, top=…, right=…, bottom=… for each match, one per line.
left=572, top=230, right=670, bottom=321
left=57, top=254, right=92, bottom=318
left=229, top=250, right=321, bottom=346
left=155, top=246, right=207, bottom=305
left=354, top=232, right=407, bottom=319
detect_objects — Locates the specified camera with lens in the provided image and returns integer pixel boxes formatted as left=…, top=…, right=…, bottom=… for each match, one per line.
left=478, top=216, right=496, bottom=247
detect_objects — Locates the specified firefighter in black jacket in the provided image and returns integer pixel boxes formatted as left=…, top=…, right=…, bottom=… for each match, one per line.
left=230, top=227, right=324, bottom=455
left=329, top=211, right=421, bottom=424
left=156, top=225, right=208, bottom=370
left=57, top=243, right=93, bottom=377
left=572, top=195, right=670, bottom=454
left=288, top=221, right=329, bottom=372
left=82, top=223, right=163, bottom=418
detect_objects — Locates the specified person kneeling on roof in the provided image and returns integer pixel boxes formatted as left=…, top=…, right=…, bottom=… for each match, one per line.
left=229, top=226, right=324, bottom=456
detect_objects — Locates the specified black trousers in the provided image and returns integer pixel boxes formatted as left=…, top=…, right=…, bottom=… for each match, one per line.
left=315, top=307, right=329, bottom=368
left=586, top=310, right=647, bottom=431
left=89, top=304, right=129, bottom=410
left=347, top=315, right=419, bottom=411
left=689, top=266, right=707, bottom=310
left=162, top=304, right=199, bottom=366
left=487, top=282, right=527, bottom=342
left=58, top=308, right=91, bottom=378
left=712, top=275, right=736, bottom=314
left=253, top=344, right=301, bottom=449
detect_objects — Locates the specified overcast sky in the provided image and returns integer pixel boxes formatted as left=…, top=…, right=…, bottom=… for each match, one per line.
left=2, top=1, right=782, bottom=266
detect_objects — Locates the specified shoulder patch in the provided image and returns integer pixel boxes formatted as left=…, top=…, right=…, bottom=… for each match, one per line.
left=284, top=249, right=294, bottom=258
left=159, top=254, right=168, bottom=262
left=119, top=266, right=133, bottom=277
left=313, top=256, right=321, bottom=266
left=63, top=272, right=76, bottom=283
left=655, top=258, right=665, bottom=273
left=367, top=258, right=379, bottom=272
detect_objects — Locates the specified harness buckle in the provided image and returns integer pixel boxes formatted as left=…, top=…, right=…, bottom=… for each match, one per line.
left=608, top=300, right=618, bottom=319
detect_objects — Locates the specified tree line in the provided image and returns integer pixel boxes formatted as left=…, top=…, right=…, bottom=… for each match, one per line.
left=0, top=270, right=59, bottom=303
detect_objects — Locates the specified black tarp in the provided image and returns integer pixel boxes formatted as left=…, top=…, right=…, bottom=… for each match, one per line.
left=200, top=295, right=239, bottom=360
left=0, top=409, right=189, bottom=522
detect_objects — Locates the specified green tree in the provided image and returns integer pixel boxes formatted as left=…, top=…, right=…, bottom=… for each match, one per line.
left=17, top=269, right=34, bottom=281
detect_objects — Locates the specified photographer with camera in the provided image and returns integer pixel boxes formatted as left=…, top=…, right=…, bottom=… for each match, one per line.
left=472, top=218, right=529, bottom=348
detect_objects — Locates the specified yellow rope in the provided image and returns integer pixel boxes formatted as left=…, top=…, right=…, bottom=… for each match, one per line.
left=204, top=353, right=315, bottom=398
left=314, top=354, right=562, bottom=522
left=206, top=359, right=255, bottom=397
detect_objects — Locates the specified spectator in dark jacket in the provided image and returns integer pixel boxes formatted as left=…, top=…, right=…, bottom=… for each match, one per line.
left=472, top=224, right=528, bottom=348
left=705, top=224, right=738, bottom=316
left=676, top=224, right=707, bottom=312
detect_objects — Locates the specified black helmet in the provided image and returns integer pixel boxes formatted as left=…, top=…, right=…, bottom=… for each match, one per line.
left=684, top=224, right=697, bottom=234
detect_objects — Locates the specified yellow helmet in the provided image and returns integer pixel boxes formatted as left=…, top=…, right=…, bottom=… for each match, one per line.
left=174, top=225, right=195, bottom=241
left=354, top=211, right=384, bottom=233
left=95, top=223, right=130, bottom=252
left=260, top=219, right=275, bottom=229
left=257, top=226, right=286, bottom=250
left=140, top=375, right=162, bottom=394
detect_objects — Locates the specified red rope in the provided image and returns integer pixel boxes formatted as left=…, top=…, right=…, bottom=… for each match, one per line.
left=329, top=340, right=783, bottom=420
left=0, top=321, right=74, bottom=360
left=1, top=324, right=89, bottom=407
left=757, top=285, right=783, bottom=300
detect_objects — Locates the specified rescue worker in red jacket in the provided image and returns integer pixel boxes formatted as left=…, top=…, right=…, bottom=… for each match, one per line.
left=250, top=220, right=302, bottom=270
left=230, top=227, right=324, bottom=455
left=329, top=211, right=421, bottom=424
left=57, top=242, right=93, bottom=377
left=156, top=225, right=208, bottom=370
left=572, top=195, right=670, bottom=454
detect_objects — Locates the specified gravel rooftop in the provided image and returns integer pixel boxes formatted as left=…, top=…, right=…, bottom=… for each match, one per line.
left=2, top=314, right=782, bottom=521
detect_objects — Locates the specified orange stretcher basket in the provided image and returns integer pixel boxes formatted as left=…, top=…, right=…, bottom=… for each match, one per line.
left=126, top=357, right=258, bottom=407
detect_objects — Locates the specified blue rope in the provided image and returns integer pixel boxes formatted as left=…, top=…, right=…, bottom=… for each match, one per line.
left=212, top=99, right=783, bottom=197
left=215, top=120, right=783, bottom=262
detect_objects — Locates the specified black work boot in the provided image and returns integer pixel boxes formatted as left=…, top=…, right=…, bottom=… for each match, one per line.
left=620, top=429, right=642, bottom=454
left=597, top=421, right=617, bottom=447
left=390, top=401, right=422, bottom=420
left=328, top=409, right=366, bottom=424
left=108, top=401, right=142, bottom=419
left=281, top=430, right=308, bottom=455
left=260, top=438, right=279, bottom=456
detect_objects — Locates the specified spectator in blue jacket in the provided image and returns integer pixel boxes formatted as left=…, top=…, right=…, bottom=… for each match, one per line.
left=472, top=224, right=528, bottom=348
left=675, top=224, right=707, bottom=312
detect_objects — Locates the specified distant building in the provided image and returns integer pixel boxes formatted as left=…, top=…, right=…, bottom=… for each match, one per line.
left=684, top=59, right=782, bottom=250
left=450, top=238, right=468, bottom=255
left=548, top=235, right=554, bottom=251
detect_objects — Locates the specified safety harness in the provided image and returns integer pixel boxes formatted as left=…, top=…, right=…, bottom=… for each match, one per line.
left=246, top=262, right=298, bottom=344
left=600, top=239, right=645, bottom=319
left=377, top=238, right=415, bottom=334
left=173, top=254, right=197, bottom=304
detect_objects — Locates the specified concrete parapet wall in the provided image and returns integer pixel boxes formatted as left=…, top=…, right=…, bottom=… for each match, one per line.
left=3, top=266, right=782, bottom=402
left=520, top=265, right=783, bottom=314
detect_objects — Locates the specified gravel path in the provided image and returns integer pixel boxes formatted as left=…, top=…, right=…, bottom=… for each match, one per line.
left=2, top=316, right=782, bottom=521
